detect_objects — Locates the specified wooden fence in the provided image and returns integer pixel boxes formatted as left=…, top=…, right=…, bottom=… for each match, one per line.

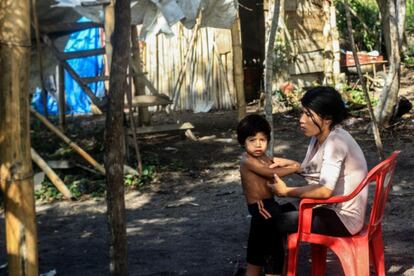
left=142, top=25, right=236, bottom=111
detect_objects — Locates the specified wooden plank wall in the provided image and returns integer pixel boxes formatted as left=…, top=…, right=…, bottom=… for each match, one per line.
left=285, top=0, right=339, bottom=86
left=143, top=25, right=236, bottom=111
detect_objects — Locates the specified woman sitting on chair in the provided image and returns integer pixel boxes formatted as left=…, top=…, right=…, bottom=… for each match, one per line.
left=269, top=86, right=368, bottom=238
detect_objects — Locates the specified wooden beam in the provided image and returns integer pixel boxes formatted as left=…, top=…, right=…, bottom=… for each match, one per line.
left=59, top=48, right=106, bottom=60
left=31, top=148, right=73, bottom=200
left=81, top=75, right=110, bottom=83
left=128, top=122, right=194, bottom=135
left=130, top=95, right=172, bottom=108
left=30, top=108, right=106, bottom=174
left=42, top=35, right=105, bottom=110
left=40, top=22, right=103, bottom=36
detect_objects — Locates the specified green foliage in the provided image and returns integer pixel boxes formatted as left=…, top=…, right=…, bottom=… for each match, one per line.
left=272, top=29, right=294, bottom=71
left=335, top=0, right=381, bottom=51
left=342, top=85, right=378, bottom=109
left=407, top=0, right=414, bottom=34
left=124, top=165, right=156, bottom=189
left=35, top=165, right=157, bottom=201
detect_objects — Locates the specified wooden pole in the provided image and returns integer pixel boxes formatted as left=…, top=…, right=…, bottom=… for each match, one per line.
left=0, top=0, right=39, bottom=274
left=30, top=108, right=106, bottom=174
left=171, top=12, right=203, bottom=109
left=231, top=12, right=246, bottom=121
left=344, top=0, right=385, bottom=161
left=131, top=26, right=151, bottom=126
left=31, top=148, right=73, bottom=199
left=264, top=0, right=283, bottom=156
left=31, top=0, right=48, bottom=117
left=104, top=0, right=115, bottom=70
left=104, top=0, right=130, bottom=273
left=125, top=91, right=143, bottom=175
left=125, top=29, right=143, bottom=175
left=57, top=64, right=66, bottom=128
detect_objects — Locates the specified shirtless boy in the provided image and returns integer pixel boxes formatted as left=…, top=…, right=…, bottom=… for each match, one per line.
left=237, top=114, right=300, bottom=276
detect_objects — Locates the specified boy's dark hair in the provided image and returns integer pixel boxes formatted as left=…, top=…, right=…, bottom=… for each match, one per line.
left=301, top=86, right=348, bottom=129
left=237, top=114, right=271, bottom=146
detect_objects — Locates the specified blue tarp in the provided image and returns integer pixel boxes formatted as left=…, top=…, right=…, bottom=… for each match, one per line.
left=32, top=17, right=105, bottom=115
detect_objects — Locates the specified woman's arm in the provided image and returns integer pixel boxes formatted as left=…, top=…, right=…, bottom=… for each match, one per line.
left=268, top=174, right=333, bottom=199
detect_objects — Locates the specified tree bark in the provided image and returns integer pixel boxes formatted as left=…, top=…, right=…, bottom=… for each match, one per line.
left=231, top=11, right=246, bottom=121
left=0, top=0, right=39, bottom=275
left=104, top=0, right=130, bottom=274
left=375, top=0, right=405, bottom=127
left=264, top=0, right=282, bottom=156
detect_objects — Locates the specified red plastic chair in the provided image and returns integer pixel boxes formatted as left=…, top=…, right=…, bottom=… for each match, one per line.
left=286, top=151, right=400, bottom=276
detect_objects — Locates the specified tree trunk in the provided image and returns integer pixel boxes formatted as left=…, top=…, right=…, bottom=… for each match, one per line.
left=104, top=0, right=130, bottom=274
left=264, top=0, right=282, bottom=156
left=231, top=11, right=246, bottom=121
left=0, top=0, right=39, bottom=275
left=375, top=0, right=405, bottom=127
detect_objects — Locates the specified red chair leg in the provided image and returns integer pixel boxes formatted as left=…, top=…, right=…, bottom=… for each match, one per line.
left=286, top=235, right=300, bottom=276
left=371, top=230, right=386, bottom=276
left=311, top=244, right=327, bottom=276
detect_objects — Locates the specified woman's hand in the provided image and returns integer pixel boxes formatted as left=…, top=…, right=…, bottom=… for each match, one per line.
left=269, top=157, right=301, bottom=172
left=267, top=173, right=288, bottom=197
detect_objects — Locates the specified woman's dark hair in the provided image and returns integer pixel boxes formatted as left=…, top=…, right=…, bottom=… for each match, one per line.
left=301, top=86, right=348, bottom=130
left=237, top=114, right=271, bottom=146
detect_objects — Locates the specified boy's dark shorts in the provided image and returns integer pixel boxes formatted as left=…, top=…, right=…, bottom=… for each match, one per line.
left=247, top=198, right=296, bottom=274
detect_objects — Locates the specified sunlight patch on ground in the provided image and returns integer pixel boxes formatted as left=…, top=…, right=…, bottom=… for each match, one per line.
left=403, top=267, right=414, bottom=276
left=125, top=192, right=151, bottom=209
left=126, top=227, right=143, bottom=234
left=136, top=217, right=189, bottom=225
left=80, top=231, right=93, bottom=238
left=209, top=161, right=239, bottom=169
left=388, top=265, right=403, bottom=273
left=273, top=144, right=293, bottom=152
left=166, top=196, right=200, bottom=208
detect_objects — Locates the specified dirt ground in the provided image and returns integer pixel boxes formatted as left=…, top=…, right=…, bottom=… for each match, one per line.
left=1, top=70, right=414, bottom=275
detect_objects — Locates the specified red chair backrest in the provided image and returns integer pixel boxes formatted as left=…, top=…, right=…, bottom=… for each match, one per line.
left=365, top=151, right=400, bottom=236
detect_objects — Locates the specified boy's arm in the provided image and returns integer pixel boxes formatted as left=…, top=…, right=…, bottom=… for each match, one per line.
left=270, top=157, right=301, bottom=169
left=243, top=156, right=300, bottom=179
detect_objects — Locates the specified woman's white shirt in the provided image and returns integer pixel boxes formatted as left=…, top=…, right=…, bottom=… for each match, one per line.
left=300, top=127, right=368, bottom=235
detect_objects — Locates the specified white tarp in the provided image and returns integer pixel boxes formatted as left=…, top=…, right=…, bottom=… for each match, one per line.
left=47, top=0, right=237, bottom=40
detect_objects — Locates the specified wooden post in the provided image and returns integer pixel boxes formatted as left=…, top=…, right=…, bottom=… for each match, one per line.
left=231, top=12, right=246, bottom=121
left=0, top=0, right=39, bottom=274
left=131, top=26, right=151, bottom=126
left=171, top=12, right=203, bottom=109
left=104, top=0, right=130, bottom=274
left=57, top=64, right=66, bottom=128
left=264, top=0, right=283, bottom=156
left=104, top=0, right=115, bottom=70
left=31, top=0, right=48, bottom=117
